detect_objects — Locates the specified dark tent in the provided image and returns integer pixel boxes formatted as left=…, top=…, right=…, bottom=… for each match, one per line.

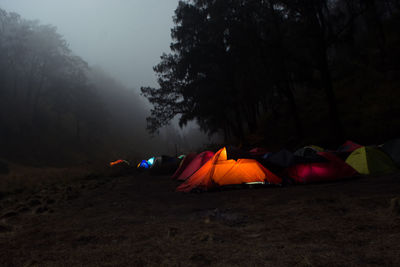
left=333, top=140, right=364, bottom=160
left=294, top=146, right=323, bottom=157
left=337, top=140, right=363, bottom=153
left=264, top=149, right=294, bottom=168
left=150, top=155, right=181, bottom=175
left=262, top=149, right=327, bottom=174
left=381, top=139, right=400, bottom=167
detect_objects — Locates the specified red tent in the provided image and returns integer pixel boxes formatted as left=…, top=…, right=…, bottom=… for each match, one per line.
left=337, top=140, right=363, bottom=152
left=286, top=152, right=357, bottom=184
left=173, top=151, right=214, bottom=181
left=171, top=153, right=197, bottom=179
left=177, top=147, right=281, bottom=192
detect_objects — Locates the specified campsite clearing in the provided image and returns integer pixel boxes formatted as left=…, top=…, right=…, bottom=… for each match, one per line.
left=1, top=172, right=400, bottom=266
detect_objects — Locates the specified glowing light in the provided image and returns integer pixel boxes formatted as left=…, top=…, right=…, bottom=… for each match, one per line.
left=137, top=160, right=149, bottom=169
left=110, top=159, right=129, bottom=166
left=147, top=157, right=155, bottom=166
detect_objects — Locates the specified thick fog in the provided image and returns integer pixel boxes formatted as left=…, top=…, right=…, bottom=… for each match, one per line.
left=0, top=0, right=178, bottom=89
left=0, top=0, right=219, bottom=164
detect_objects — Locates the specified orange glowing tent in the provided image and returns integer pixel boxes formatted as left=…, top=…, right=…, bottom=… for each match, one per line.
left=110, top=159, right=130, bottom=167
left=177, top=147, right=282, bottom=192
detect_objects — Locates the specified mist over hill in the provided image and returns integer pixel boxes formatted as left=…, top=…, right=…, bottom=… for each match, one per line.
left=0, top=8, right=215, bottom=165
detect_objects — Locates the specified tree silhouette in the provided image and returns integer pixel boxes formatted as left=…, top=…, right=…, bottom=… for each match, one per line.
left=143, top=0, right=400, bottom=145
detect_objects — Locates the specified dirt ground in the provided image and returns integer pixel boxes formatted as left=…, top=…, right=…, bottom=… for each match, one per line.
left=0, top=171, right=400, bottom=267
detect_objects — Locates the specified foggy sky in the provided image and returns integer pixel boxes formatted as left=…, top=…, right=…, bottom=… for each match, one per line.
left=0, top=0, right=216, bottom=140
left=0, top=0, right=179, bottom=90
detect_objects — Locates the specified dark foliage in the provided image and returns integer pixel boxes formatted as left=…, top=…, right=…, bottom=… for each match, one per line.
left=0, top=10, right=104, bottom=163
left=142, top=0, right=400, bottom=147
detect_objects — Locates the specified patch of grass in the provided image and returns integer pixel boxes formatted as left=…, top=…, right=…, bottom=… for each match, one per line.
left=0, top=161, right=109, bottom=198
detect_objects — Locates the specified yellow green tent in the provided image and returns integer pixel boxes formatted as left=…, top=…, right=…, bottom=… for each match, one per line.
left=310, top=145, right=324, bottom=152
left=345, top=146, right=398, bottom=175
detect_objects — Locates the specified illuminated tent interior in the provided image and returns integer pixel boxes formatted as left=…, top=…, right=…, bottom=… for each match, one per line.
left=137, top=160, right=149, bottom=169
left=134, top=140, right=400, bottom=192
left=286, top=152, right=357, bottom=184
left=147, top=157, right=155, bottom=167
left=110, top=159, right=129, bottom=167
left=177, top=147, right=282, bottom=192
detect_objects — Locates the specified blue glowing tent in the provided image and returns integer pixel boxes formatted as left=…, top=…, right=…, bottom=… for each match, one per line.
left=137, top=160, right=149, bottom=169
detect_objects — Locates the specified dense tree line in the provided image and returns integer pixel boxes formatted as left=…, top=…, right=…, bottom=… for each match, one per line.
left=0, top=9, right=103, bottom=162
left=0, top=8, right=203, bottom=164
left=142, top=0, right=400, bottom=146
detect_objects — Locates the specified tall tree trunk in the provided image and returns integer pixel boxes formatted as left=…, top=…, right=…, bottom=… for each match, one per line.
left=32, top=70, right=46, bottom=125
left=315, top=6, right=344, bottom=142
left=234, top=109, right=245, bottom=143
left=244, top=104, right=258, bottom=133
left=316, top=34, right=343, bottom=141
left=285, top=85, right=303, bottom=139
left=222, top=124, right=230, bottom=143
left=76, top=117, right=81, bottom=143
left=269, top=0, right=304, bottom=139
left=364, top=0, right=387, bottom=66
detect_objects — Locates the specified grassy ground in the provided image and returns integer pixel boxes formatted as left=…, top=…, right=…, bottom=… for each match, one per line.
left=0, top=170, right=399, bottom=266
left=0, top=161, right=112, bottom=200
